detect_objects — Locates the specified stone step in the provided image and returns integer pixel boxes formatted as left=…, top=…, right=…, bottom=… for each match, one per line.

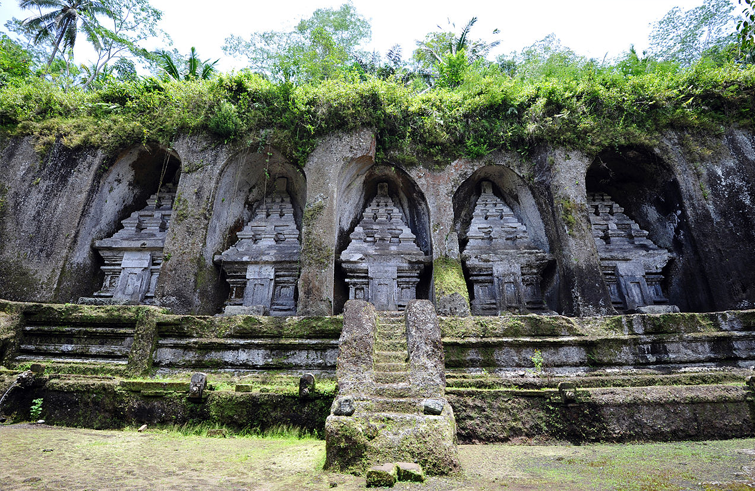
left=376, top=330, right=406, bottom=341
left=14, top=354, right=129, bottom=365
left=375, top=339, right=407, bottom=351
left=359, top=397, right=420, bottom=414
left=378, top=311, right=404, bottom=320
left=23, top=326, right=136, bottom=336
left=19, top=343, right=131, bottom=358
left=374, top=382, right=415, bottom=398
left=375, top=351, right=406, bottom=363
left=375, top=362, right=409, bottom=373
left=374, top=371, right=410, bottom=384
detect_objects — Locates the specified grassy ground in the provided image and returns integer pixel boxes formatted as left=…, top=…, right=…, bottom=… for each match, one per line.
left=0, top=424, right=754, bottom=490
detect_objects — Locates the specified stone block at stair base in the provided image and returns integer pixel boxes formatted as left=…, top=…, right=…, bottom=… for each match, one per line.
left=396, top=462, right=425, bottom=482
left=324, top=403, right=460, bottom=476
left=366, top=464, right=397, bottom=487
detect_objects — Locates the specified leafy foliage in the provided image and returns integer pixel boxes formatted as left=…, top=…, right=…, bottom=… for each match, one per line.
left=738, top=0, right=755, bottom=60
left=19, top=0, right=109, bottom=68
left=222, top=3, right=370, bottom=83
left=414, top=17, right=500, bottom=88
left=2, top=57, right=754, bottom=167
left=0, top=34, right=32, bottom=86
left=647, top=0, right=738, bottom=66
left=156, top=47, right=218, bottom=81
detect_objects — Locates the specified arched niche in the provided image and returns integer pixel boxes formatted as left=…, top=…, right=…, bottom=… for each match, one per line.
left=73, top=144, right=181, bottom=301
left=452, top=166, right=558, bottom=313
left=334, top=163, right=432, bottom=313
left=204, top=150, right=306, bottom=313
left=585, top=147, right=709, bottom=312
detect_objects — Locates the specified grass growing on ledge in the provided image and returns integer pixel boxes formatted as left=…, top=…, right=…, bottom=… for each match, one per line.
left=1, top=60, right=755, bottom=166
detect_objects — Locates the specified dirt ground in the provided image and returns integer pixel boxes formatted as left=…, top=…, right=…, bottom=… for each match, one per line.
left=1, top=424, right=754, bottom=490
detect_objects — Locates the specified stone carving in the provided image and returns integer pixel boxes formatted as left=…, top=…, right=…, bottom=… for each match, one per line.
left=588, top=192, right=676, bottom=313
left=340, top=183, right=429, bottom=311
left=89, top=185, right=176, bottom=305
left=215, top=177, right=300, bottom=316
left=462, top=181, right=552, bottom=315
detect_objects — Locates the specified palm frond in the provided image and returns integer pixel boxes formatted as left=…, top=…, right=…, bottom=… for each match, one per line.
left=456, top=17, right=478, bottom=54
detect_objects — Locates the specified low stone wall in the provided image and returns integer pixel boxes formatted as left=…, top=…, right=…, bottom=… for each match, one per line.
left=0, top=301, right=343, bottom=374
left=1, top=374, right=333, bottom=433
left=3, top=372, right=753, bottom=445
left=448, top=385, right=755, bottom=444
left=441, top=311, right=755, bottom=372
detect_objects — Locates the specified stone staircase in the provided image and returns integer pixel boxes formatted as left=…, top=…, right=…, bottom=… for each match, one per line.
left=325, top=300, right=459, bottom=476
left=372, top=311, right=413, bottom=403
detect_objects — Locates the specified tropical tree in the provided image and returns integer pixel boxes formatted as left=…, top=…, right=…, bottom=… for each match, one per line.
left=156, top=47, right=218, bottom=80
left=413, top=17, right=499, bottom=88
left=737, top=0, right=755, bottom=61
left=647, top=0, right=738, bottom=66
left=0, top=34, right=32, bottom=86
left=81, top=0, right=167, bottom=89
left=19, top=0, right=109, bottom=69
left=223, top=3, right=371, bottom=83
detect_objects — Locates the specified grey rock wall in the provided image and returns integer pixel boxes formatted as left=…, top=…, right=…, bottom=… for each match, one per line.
left=1, top=126, right=753, bottom=315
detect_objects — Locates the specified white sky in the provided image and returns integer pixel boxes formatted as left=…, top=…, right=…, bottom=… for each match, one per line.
left=0, top=0, right=719, bottom=72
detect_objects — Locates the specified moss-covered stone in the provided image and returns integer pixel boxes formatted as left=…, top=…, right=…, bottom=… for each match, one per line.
left=433, top=257, right=470, bottom=317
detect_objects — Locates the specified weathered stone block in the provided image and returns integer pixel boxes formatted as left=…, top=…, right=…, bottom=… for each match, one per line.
left=299, top=373, right=315, bottom=399
left=332, top=396, right=355, bottom=416
left=406, top=300, right=445, bottom=398
left=188, top=372, right=207, bottom=400
left=366, top=463, right=397, bottom=487
left=423, top=398, right=444, bottom=415
left=325, top=408, right=460, bottom=475
left=337, top=300, right=377, bottom=396
left=396, top=462, right=425, bottom=482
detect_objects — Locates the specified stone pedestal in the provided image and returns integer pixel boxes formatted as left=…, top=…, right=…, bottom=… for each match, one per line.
left=215, top=178, right=300, bottom=316
left=340, top=183, right=429, bottom=311
left=462, top=181, right=552, bottom=314
left=81, top=186, right=176, bottom=305
left=588, top=192, right=676, bottom=313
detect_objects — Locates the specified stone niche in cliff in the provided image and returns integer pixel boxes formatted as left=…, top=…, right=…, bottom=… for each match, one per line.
left=214, top=177, right=300, bottom=316
left=340, top=182, right=430, bottom=311
left=588, top=192, right=678, bottom=313
left=85, top=184, right=177, bottom=305
left=462, top=181, right=552, bottom=314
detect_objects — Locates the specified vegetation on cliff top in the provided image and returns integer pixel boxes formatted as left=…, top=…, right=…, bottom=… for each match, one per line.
left=1, top=1, right=755, bottom=166
left=2, top=60, right=754, bottom=167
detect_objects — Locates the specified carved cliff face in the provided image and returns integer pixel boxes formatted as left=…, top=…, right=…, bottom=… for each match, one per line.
left=587, top=192, right=675, bottom=313
left=88, top=184, right=177, bottom=305
left=340, top=183, right=429, bottom=311
left=214, top=177, right=301, bottom=316
left=461, top=181, right=552, bottom=315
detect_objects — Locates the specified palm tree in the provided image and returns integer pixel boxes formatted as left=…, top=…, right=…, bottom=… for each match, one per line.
left=20, top=0, right=109, bottom=69
left=156, top=47, right=219, bottom=80
left=416, top=17, right=500, bottom=66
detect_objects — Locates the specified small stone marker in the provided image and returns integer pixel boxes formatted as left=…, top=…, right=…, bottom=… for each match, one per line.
left=422, top=398, right=444, bottom=415
left=396, top=462, right=425, bottom=482
left=332, top=396, right=355, bottom=416
left=188, top=372, right=207, bottom=400
left=137, top=424, right=147, bottom=432
left=558, top=381, right=577, bottom=403
left=366, top=463, right=397, bottom=487
left=299, top=373, right=316, bottom=399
